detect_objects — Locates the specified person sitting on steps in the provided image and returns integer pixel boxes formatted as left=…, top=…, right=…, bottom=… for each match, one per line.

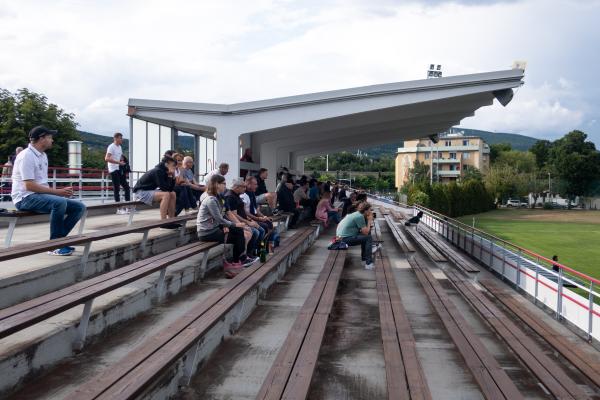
left=335, top=202, right=381, bottom=270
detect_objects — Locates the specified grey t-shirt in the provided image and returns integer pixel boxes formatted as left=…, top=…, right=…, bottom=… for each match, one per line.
left=182, top=168, right=194, bottom=182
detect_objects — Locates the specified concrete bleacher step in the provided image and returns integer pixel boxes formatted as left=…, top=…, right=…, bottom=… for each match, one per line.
left=0, top=217, right=198, bottom=309
left=1, top=227, right=314, bottom=399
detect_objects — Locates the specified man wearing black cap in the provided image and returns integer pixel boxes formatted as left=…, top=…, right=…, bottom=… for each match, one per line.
left=11, top=126, right=87, bottom=256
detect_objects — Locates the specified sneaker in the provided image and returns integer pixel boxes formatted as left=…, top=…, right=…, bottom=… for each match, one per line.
left=67, top=246, right=75, bottom=251
left=241, top=256, right=259, bottom=268
left=116, top=208, right=127, bottom=215
left=364, top=262, right=375, bottom=270
left=47, top=247, right=74, bottom=256
left=272, top=209, right=282, bottom=216
left=372, top=243, right=382, bottom=254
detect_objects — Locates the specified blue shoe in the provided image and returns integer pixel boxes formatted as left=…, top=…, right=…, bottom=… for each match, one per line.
left=47, top=247, right=74, bottom=256
left=67, top=246, right=75, bottom=251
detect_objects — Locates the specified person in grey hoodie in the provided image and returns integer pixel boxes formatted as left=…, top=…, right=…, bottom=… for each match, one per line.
left=197, top=174, right=250, bottom=267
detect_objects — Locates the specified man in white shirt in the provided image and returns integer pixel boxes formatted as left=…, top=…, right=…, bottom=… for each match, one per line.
left=204, top=162, right=229, bottom=185
left=12, top=126, right=87, bottom=256
left=105, top=132, right=130, bottom=212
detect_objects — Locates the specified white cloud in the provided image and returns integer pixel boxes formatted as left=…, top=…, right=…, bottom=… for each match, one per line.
left=460, top=80, right=585, bottom=139
left=0, top=0, right=599, bottom=143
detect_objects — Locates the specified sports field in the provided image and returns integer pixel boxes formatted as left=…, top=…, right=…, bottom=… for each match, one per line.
left=457, top=209, right=600, bottom=280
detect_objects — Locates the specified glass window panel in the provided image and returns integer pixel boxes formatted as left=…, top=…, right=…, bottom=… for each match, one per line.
left=132, top=119, right=147, bottom=173
left=147, top=123, right=160, bottom=168
left=160, top=126, right=172, bottom=156
left=199, top=137, right=208, bottom=176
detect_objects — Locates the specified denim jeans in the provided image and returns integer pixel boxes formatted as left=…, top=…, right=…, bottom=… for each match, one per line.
left=17, top=193, right=87, bottom=240
left=248, top=226, right=261, bottom=255
left=340, top=234, right=373, bottom=264
left=327, top=210, right=341, bottom=224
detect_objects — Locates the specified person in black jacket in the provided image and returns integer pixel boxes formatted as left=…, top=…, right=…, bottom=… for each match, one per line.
left=277, top=177, right=299, bottom=228
left=133, top=156, right=177, bottom=224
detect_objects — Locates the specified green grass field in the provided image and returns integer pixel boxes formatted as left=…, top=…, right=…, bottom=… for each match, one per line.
left=457, top=209, right=600, bottom=280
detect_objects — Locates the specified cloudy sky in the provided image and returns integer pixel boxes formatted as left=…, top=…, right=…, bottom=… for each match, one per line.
left=1, top=0, right=599, bottom=145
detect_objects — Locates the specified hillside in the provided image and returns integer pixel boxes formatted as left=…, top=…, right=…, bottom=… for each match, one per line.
left=78, top=131, right=194, bottom=153
left=78, top=127, right=539, bottom=160
left=355, top=127, right=539, bottom=158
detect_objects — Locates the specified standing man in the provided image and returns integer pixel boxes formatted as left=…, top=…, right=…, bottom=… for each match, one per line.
left=105, top=132, right=130, bottom=213
left=12, top=126, right=86, bottom=255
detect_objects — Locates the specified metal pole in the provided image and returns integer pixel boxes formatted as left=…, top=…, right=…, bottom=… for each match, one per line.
left=534, top=256, right=540, bottom=304
left=557, top=267, right=563, bottom=319
left=588, top=282, right=594, bottom=342
left=52, top=168, right=57, bottom=190
left=516, top=249, right=522, bottom=289
left=78, top=168, right=83, bottom=200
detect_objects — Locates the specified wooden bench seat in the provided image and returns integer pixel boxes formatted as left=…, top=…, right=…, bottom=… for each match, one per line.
left=407, top=256, right=524, bottom=400
left=417, top=225, right=480, bottom=274
left=373, top=220, right=431, bottom=400
left=66, top=227, right=316, bottom=400
left=0, top=213, right=198, bottom=265
left=445, top=270, right=588, bottom=399
left=0, top=200, right=145, bottom=247
left=480, top=278, right=600, bottom=388
left=257, top=249, right=347, bottom=400
left=0, top=241, right=219, bottom=346
left=403, top=226, right=447, bottom=262
left=383, top=213, right=415, bottom=253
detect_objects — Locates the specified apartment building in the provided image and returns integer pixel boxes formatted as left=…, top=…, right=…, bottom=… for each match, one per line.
left=395, top=132, right=490, bottom=189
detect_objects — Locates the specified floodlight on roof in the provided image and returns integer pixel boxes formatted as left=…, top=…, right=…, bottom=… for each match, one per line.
left=512, top=60, right=527, bottom=70
left=427, top=64, right=442, bottom=79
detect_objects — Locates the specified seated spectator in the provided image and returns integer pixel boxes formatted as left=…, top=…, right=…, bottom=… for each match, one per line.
left=182, top=156, right=205, bottom=203
left=330, top=184, right=339, bottom=206
left=197, top=175, right=248, bottom=277
left=205, top=162, right=229, bottom=184
left=308, top=179, right=320, bottom=203
left=172, top=153, right=196, bottom=215
left=293, top=180, right=311, bottom=210
left=336, top=202, right=380, bottom=270
left=240, top=148, right=253, bottom=178
left=341, top=192, right=357, bottom=217
left=316, top=191, right=341, bottom=228
left=346, top=192, right=367, bottom=214
left=133, top=155, right=178, bottom=227
left=12, top=126, right=86, bottom=256
left=254, top=168, right=278, bottom=213
left=241, top=175, right=274, bottom=242
left=277, top=177, right=300, bottom=229
left=223, top=179, right=260, bottom=264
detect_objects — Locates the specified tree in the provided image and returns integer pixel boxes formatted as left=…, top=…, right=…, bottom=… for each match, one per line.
left=529, top=139, right=552, bottom=169
left=489, top=143, right=512, bottom=163
left=409, top=160, right=430, bottom=185
left=495, top=150, right=536, bottom=173
left=461, top=166, right=483, bottom=182
left=0, top=88, right=80, bottom=166
left=548, top=130, right=600, bottom=205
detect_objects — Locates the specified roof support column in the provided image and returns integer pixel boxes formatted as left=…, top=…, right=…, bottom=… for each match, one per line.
left=216, top=127, right=241, bottom=186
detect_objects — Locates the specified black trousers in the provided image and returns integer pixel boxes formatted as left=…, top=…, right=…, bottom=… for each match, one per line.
left=199, top=227, right=245, bottom=262
left=110, top=171, right=130, bottom=202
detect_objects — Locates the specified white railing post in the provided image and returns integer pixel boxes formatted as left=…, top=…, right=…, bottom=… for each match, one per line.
left=101, top=170, right=105, bottom=203
left=557, top=267, right=564, bottom=320
left=588, top=282, right=594, bottom=342
left=534, top=256, right=540, bottom=305
left=52, top=168, right=57, bottom=190
left=78, top=169, right=83, bottom=200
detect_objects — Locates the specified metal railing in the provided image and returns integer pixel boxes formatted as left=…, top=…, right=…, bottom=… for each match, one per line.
left=1, top=165, right=145, bottom=203
left=365, top=192, right=600, bottom=342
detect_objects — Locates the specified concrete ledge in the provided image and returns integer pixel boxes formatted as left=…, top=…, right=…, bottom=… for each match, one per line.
left=0, top=243, right=226, bottom=396
left=0, top=226, right=198, bottom=309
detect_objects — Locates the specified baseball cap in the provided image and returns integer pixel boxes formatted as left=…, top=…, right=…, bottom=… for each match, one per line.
left=29, top=126, right=58, bottom=140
